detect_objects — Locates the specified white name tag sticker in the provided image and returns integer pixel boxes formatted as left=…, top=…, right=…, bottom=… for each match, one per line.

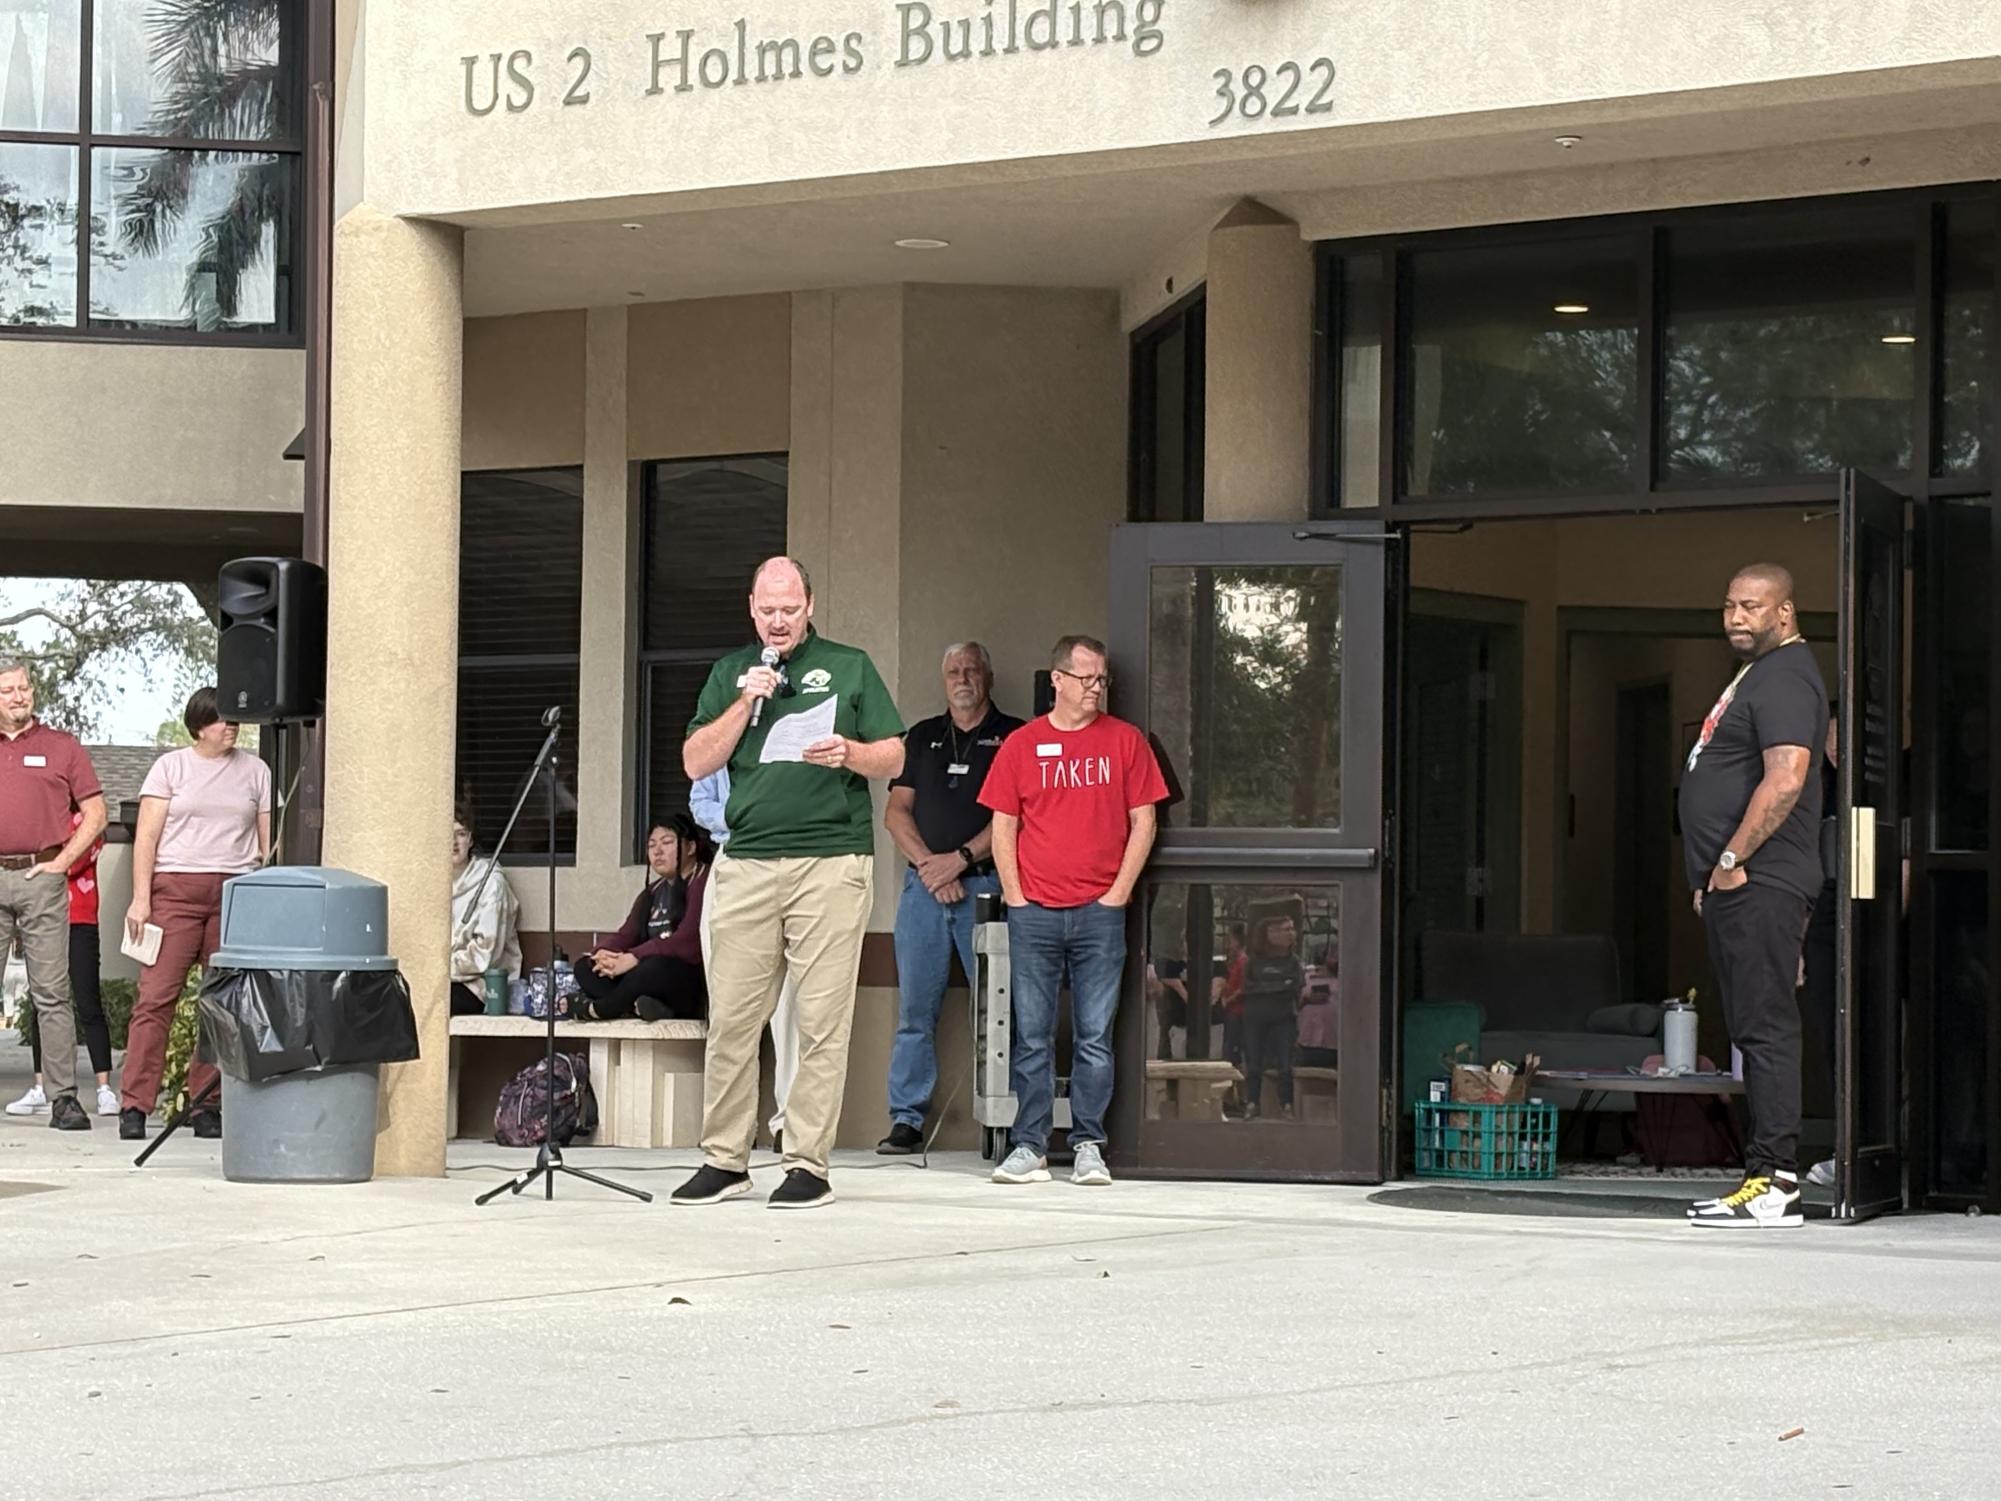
left=735, top=673, right=750, bottom=688
left=1036, top=743, right=1063, bottom=758
left=22, top=755, right=46, bottom=767
left=947, top=762, right=971, bottom=777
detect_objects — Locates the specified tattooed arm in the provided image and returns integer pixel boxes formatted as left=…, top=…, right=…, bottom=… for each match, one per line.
left=1709, top=745, right=1813, bottom=890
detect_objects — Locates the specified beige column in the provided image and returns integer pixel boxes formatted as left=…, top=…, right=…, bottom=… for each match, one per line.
left=324, top=205, right=464, bottom=1178
left=573, top=305, right=631, bottom=876
left=1204, top=200, right=1315, bottom=522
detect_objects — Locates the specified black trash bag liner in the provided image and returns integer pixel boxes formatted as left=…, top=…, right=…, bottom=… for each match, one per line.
left=200, top=968, right=420, bottom=1083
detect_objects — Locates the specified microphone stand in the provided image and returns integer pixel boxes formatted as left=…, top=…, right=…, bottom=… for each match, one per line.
left=476, top=706, right=650, bottom=1206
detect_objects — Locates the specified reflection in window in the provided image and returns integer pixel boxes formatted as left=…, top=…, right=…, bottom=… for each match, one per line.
left=1665, top=208, right=1916, bottom=479
left=1130, top=295, right=1205, bottom=523
left=1929, top=873, right=1989, bottom=1198
left=0, top=0, right=81, bottom=131
left=1405, top=235, right=1640, bottom=494
left=1149, top=566, right=1342, bottom=828
left=1933, top=500, right=1990, bottom=851
left=1337, top=254, right=1382, bottom=506
left=0, top=140, right=77, bottom=324
left=92, top=148, right=292, bottom=330
left=1939, top=201, right=1993, bottom=477
left=92, top=0, right=294, bottom=139
left=1143, top=883, right=1341, bottom=1127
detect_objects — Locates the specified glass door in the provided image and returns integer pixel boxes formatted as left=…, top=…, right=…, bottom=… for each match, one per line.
left=1107, top=523, right=1388, bottom=1181
left=1837, top=470, right=1908, bottom=1220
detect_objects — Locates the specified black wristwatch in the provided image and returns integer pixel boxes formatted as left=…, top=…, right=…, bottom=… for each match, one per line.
left=957, top=845, right=975, bottom=867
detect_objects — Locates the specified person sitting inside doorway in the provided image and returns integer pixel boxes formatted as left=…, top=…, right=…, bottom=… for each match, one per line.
left=449, top=802, right=522, bottom=1016
left=574, top=814, right=711, bottom=1022
left=1240, top=905, right=1307, bottom=1121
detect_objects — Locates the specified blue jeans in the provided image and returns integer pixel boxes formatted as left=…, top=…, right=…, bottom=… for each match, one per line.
left=888, top=869, right=1000, bottom=1129
left=1007, top=899, right=1126, bottom=1154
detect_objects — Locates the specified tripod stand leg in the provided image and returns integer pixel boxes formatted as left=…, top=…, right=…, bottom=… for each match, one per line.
left=554, top=1163, right=654, bottom=1203
left=133, top=1078, right=223, bottom=1168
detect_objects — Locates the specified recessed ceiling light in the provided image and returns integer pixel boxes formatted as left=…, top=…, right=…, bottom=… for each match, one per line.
left=1552, top=303, right=1590, bottom=315
left=1880, top=333, right=1916, bottom=345
left=626, top=290, right=645, bottom=299
left=894, top=237, right=951, bottom=250
left=620, top=222, right=644, bottom=231
left=1553, top=134, right=1582, bottom=149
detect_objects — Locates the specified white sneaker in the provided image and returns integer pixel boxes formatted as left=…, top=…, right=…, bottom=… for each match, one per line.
left=1688, top=1172, right=1803, bottom=1228
left=96, top=1084, right=120, bottom=1117
left=992, top=1146, right=1051, bottom=1184
left=1806, top=1158, right=1836, bottom=1189
left=1071, top=1142, right=1112, bottom=1186
left=4, top=1084, right=47, bottom=1116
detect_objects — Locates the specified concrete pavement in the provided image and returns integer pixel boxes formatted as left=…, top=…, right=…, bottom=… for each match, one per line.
left=2, top=1052, right=1999, bottom=1499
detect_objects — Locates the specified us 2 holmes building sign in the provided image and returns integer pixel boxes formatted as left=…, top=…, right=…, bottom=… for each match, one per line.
left=464, top=1, right=1171, bottom=115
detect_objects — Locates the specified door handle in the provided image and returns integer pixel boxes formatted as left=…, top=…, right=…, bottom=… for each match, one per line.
left=1848, top=807, right=1876, bottom=901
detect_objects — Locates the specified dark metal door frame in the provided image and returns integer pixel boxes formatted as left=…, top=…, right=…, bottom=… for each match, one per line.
left=1106, top=521, right=1388, bottom=1183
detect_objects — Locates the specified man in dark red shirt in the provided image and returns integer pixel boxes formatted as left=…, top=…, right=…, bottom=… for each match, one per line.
left=980, top=634, right=1166, bottom=1187
left=0, top=660, right=108, bottom=1130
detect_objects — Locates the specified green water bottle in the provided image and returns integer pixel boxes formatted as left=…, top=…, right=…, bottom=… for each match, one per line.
left=483, top=967, right=507, bottom=1015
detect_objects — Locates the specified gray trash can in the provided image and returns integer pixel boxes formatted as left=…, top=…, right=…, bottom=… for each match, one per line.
left=206, top=868, right=409, bottom=1185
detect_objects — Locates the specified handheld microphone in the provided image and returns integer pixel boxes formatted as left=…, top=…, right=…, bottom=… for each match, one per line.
left=749, top=646, right=781, bottom=728
left=542, top=705, right=562, bottom=727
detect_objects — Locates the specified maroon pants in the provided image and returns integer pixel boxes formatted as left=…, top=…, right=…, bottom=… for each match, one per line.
left=122, top=872, right=227, bottom=1114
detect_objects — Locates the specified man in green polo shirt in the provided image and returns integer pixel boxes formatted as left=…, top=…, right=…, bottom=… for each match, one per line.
left=672, top=557, right=905, bottom=1210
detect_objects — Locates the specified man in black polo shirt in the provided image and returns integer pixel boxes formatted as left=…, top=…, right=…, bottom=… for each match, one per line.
left=1679, top=563, right=1827, bottom=1229
left=877, top=642, right=1023, bottom=1154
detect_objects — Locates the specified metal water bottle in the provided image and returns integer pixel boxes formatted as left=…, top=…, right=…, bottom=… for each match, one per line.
left=1663, top=990, right=1699, bottom=1075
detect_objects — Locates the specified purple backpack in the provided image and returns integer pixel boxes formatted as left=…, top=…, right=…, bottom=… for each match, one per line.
left=494, top=1052, right=599, bottom=1147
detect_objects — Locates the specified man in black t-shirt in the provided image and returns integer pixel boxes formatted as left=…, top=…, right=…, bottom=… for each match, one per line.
left=1679, top=563, right=1827, bottom=1229
left=877, top=642, right=1024, bottom=1153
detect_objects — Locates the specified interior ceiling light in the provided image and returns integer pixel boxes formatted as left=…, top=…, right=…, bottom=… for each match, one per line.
left=1553, top=134, right=1583, bottom=149
left=894, top=237, right=951, bottom=250
left=1881, top=333, right=1916, bottom=344
left=1552, top=303, right=1590, bottom=315
left=620, top=222, right=644, bottom=231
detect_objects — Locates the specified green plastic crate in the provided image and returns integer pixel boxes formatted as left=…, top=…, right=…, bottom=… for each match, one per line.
left=1413, top=1100, right=1558, bottom=1180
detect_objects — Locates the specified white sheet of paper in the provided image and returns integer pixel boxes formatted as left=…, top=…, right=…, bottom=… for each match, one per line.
left=757, top=695, right=838, bottom=763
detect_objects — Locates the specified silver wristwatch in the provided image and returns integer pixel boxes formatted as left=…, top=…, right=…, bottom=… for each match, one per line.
left=1718, top=850, right=1740, bottom=872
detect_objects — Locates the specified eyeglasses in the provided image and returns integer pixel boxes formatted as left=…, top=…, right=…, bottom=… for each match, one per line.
left=1054, top=669, right=1111, bottom=690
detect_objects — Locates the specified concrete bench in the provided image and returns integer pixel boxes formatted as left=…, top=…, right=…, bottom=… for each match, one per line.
left=447, top=1015, right=707, bottom=1149
left=1144, top=1059, right=1241, bottom=1122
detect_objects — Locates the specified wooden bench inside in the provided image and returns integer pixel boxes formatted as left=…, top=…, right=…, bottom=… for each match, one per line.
left=447, top=1015, right=708, bottom=1149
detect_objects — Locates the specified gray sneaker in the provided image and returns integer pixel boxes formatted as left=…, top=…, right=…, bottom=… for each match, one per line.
left=992, top=1146, right=1050, bottom=1184
left=1071, top=1142, right=1112, bottom=1186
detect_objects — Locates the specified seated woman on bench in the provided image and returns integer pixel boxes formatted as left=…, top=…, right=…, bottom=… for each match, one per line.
left=573, top=813, right=711, bottom=1021
left=450, top=802, right=522, bottom=1016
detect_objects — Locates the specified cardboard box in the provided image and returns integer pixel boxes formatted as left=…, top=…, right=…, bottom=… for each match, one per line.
left=1449, top=1053, right=1542, bottom=1107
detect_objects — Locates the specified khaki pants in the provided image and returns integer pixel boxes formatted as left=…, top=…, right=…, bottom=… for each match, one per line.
left=702, top=853, right=872, bottom=1178
left=699, top=879, right=800, bottom=1140
left=0, top=867, right=77, bottom=1099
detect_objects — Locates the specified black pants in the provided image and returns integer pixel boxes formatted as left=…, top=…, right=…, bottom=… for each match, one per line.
left=1802, top=881, right=1838, bottom=1095
left=575, top=955, right=706, bottom=1020
left=449, top=982, right=486, bottom=1016
left=1240, top=999, right=1297, bottom=1111
left=1702, top=881, right=1813, bottom=1176
left=31, top=924, right=112, bottom=1077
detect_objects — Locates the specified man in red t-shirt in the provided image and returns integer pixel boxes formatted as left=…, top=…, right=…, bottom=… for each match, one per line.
left=979, top=634, right=1166, bottom=1187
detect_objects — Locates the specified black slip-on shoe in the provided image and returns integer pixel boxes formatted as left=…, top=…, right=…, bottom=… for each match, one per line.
left=49, top=1094, right=91, bottom=1131
left=190, top=1110, right=222, bottom=1140
left=876, top=1123, right=924, bottom=1155
left=767, top=1168, right=834, bottom=1210
left=670, top=1164, right=753, bottom=1206
left=119, top=1107, right=147, bottom=1141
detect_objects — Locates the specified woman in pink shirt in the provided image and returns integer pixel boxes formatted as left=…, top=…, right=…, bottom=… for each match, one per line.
left=119, top=688, right=272, bottom=1141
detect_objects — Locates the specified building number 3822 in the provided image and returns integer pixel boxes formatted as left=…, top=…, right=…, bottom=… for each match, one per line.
left=1211, top=59, right=1337, bottom=127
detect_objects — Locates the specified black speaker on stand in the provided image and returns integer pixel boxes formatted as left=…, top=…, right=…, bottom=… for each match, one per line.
left=218, top=557, right=328, bottom=723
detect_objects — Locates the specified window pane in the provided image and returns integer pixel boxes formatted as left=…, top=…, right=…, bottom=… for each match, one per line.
left=1148, top=565, right=1342, bottom=828
left=1337, top=254, right=1382, bottom=506
left=1928, top=871, right=1989, bottom=1198
left=454, top=663, right=579, bottom=863
left=1142, top=882, right=1343, bottom=1129
left=92, top=0, right=294, bottom=140
left=0, top=0, right=81, bottom=131
left=1665, top=207, right=1916, bottom=479
left=643, top=660, right=716, bottom=839
left=1405, top=235, right=1639, bottom=495
left=88, top=147, right=294, bottom=332
left=459, top=469, right=584, bottom=659
left=0, top=139, right=76, bottom=325
left=640, top=457, right=789, bottom=654
left=1932, top=499, right=1989, bottom=852
left=1938, top=200, right=1994, bottom=478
